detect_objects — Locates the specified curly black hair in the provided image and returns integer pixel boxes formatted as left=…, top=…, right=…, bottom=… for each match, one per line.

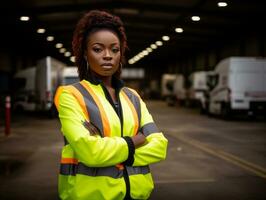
left=72, top=10, right=128, bottom=80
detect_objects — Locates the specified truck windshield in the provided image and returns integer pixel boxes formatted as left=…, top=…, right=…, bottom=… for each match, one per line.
left=207, top=74, right=219, bottom=91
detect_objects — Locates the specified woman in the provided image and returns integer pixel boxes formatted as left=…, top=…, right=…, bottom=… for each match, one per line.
left=54, top=10, right=168, bottom=200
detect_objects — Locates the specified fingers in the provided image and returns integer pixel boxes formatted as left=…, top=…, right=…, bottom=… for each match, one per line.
left=83, top=121, right=99, bottom=136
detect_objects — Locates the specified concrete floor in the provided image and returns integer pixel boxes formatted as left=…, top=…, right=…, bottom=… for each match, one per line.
left=0, top=101, right=265, bottom=200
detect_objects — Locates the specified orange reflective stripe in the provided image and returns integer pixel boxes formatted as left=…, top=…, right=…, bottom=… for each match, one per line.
left=121, top=91, right=139, bottom=136
left=80, top=81, right=111, bottom=137
left=65, top=85, right=90, bottom=121
left=61, top=158, right=78, bottom=165
left=116, top=164, right=124, bottom=170
left=54, top=86, right=64, bottom=110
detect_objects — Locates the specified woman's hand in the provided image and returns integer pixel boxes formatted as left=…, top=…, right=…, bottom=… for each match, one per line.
left=83, top=121, right=100, bottom=136
left=132, top=133, right=146, bottom=148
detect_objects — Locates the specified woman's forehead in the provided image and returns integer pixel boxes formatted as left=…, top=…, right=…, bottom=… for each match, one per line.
left=88, top=29, right=120, bottom=45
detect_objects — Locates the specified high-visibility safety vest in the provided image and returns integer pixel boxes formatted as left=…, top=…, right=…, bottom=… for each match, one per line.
left=54, top=79, right=168, bottom=200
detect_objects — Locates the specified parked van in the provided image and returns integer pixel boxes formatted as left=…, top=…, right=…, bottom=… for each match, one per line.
left=208, top=57, right=266, bottom=118
left=161, top=74, right=177, bottom=106
left=35, top=57, right=66, bottom=114
left=13, top=67, right=36, bottom=112
left=62, top=67, right=79, bottom=85
left=187, top=71, right=212, bottom=112
left=173, top=74, right=186, bottom=105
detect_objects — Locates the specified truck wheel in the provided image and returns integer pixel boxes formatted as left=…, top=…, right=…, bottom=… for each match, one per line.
left=221, top=103, right=231, bottom=120
left=200, top=104, right=205, bottom=114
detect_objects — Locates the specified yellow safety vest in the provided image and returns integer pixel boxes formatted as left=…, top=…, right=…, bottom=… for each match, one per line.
left=54, top=79, right=168, bottom=200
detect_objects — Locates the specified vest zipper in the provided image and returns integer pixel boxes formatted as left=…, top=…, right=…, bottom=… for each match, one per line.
left=100, top=84, right=131, bottom=199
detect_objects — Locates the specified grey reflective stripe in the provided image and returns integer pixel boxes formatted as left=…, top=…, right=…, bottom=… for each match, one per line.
left=77, top=163, right=123, bottom=178
left=73, top=83, right=104, bottom=137
left=140, top=122, right=159, bottom=137
left=60, top=163, right=123, bottom=178
left=122, top=88, right=141, bottom=129
left=126, top=166, right=150, bottom=176
left=60, top=163, right=150, bottom=178
left=60, top=163, right=77, bottom=175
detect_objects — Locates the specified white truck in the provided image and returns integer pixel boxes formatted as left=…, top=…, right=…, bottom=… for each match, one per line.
left=35, top=56, right=66, bottom=114
left=207, top=57, right=266, bottom=118
left=161, top=74, right=186, bottom=106
left=187, top=71, right=211, bottom=112
left=62, top=67, right=79, bottom=85
left=13, top=67, right=36, bottom=112
left=173, top=74, right=186, bottom=106
left=161, top=74, right=177, bottom=106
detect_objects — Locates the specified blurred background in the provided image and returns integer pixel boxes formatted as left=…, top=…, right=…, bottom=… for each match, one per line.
left=0, top=0, right=265, bottom=199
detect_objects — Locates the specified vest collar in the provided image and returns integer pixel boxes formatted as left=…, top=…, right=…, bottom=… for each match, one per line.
left=84, top=75, right=124, bottom=90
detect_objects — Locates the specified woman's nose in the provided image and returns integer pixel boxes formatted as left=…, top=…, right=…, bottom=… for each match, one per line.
left=103, top=50, right=112, bottom=59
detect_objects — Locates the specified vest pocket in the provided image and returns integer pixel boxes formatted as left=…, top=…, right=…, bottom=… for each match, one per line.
left=129, top=172, right=154, bottom=199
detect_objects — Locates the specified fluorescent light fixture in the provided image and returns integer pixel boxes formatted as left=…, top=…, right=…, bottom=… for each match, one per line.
left=139, top=52, right=146, bottom=57
left=146, top=47, right=153, bottom=52
left=47, top=36, right=54, bottom=41
left=128, top=59, right=134, bottom=64
left=150, top=44, right=157, bottom=49
left=20, top=16, right=30, bottom=21
left=191, top=16, right=200, bottom=21
left=175, top=28, right=183, bottom=33
left=162, top=36, right=170, bottom=41
left=70, top=56, right=75, bottom=63
left=64, top=51, right=71, bottom=57
left=218, top=2, right=227, bottom=7
left=37, top=28, right=46, bottom=34
left=138, top=53, right=144, bottom=58
left=134, top=56, right=140, bottom=61
left=142, top=50, right=149, bottom=55
left=155, top=41, right=163, bottom=46
left=55, top=43, right=63, bottom=48
left=59, top=48, right=66, bottom=53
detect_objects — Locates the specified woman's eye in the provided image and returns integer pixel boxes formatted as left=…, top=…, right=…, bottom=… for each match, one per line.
left=93, top=48, right=102, bottom=53
left=112, top=48, right=120, bottom=53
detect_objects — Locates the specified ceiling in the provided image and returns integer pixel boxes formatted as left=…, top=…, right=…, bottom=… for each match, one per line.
left=1, top=0, right=265, bottom=67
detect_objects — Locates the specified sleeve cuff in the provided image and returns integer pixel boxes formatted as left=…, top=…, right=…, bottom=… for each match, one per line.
left=122, top=136, right=135, bottom=166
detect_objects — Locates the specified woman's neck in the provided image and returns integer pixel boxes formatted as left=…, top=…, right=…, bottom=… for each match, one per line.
left=90, top=71, right=112, bottom=88
left=101, top=76, right=112, bottom=88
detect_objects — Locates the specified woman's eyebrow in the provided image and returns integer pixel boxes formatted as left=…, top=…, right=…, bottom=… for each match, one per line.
left=91, top=42, right=119, bottom=46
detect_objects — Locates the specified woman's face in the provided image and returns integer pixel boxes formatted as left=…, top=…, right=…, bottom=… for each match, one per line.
left=85, top=29, right=121, bottom=77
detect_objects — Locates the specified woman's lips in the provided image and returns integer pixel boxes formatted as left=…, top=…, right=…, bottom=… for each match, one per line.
left=101, top=63, right=113, bottom=69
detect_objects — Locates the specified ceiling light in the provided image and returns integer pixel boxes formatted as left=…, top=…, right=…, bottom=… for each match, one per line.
left=218, top=2, right=227, bottom=7
left=134, top=56, right=141, bottom=61
left=64, top=51, right=71, bottom=57
left=20, top=16, right=30, bottom=21
left=128, top=59, right=134, bottom=64
left=55, top=43, right=63, bottom=48
left=70, top=56, right=75, bottom=63
left=175, top=28, right=183, bottom=33
left=146, top=47, right=153, bottom=52
left=138, top=53, right=144, bottom=58
left=191, top=16, right=200, bottom=21
left=150, top=44, right=157, bottom=49
left=162, top=36, right=170, bottom=41
left=156, top=41, right=163, bottom=46
left=142, top=50, right=149, bottom=55
left=59, top=48, right=66, bottom=53
left=47, top=36, right=54, bottom=41
left=37, top=28, right=46, bottom=34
